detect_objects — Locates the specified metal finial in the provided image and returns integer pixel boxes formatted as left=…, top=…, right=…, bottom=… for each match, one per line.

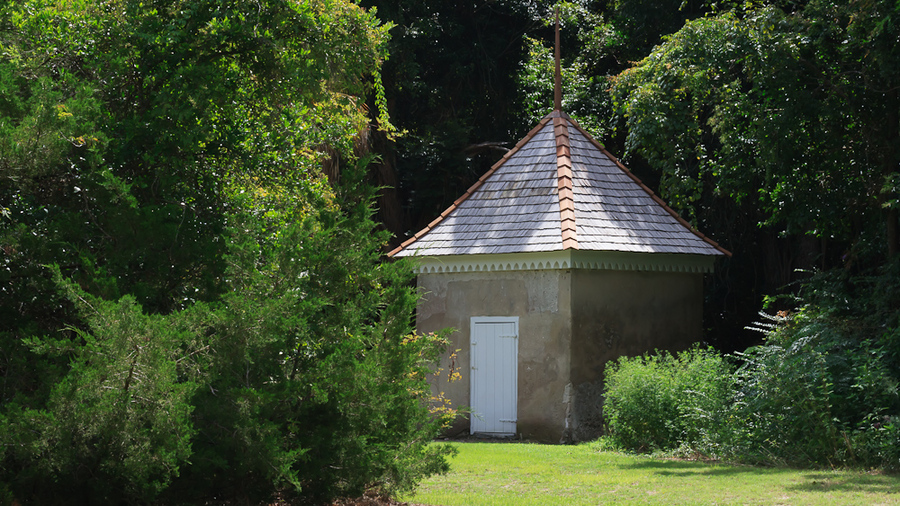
left=554, top=7, right=562, bottom=111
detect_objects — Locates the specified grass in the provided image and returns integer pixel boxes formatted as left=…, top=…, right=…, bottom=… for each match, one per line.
left=401, top=442, right=900, bottom=506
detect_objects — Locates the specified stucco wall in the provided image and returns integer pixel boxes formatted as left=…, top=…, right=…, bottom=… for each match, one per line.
left=416, top=270, right=573, bottom=442
left=568, top=269, right=704, bottom=441
left=417, top=266, right=706, bottom=443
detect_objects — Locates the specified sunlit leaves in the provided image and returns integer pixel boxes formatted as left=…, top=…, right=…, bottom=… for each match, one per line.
left=0, top=1, right=419, bottom=502
left=516, top=3, right=618, bottom=144
left=612, top=2, right=899, bottom=247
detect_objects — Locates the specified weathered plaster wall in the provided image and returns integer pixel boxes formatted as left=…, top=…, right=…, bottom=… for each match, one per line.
left=416, top=270, right=573, bottom=442
left=568, top=269, right=704, bottom=441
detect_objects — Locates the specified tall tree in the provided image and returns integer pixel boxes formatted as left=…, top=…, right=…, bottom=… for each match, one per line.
left=600, top=0, right=900, bottom=347
left=0, top=0, right=453, bottom=503
left=612, top=0, right=900, bottom=260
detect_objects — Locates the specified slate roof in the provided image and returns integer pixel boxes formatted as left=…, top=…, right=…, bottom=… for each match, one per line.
left=389, top=110, right=730, bottom=258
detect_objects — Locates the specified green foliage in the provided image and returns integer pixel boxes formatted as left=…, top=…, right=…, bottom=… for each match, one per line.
left=612, top=0, right=900, bottom=253
left=177, top=163, right=456, bottom=502
left=606, top=0, right=710, bottom=62
left=516, top=15, right=614, bottom=139
left=603, top=347, right=732, bottom=453
left=605, top=0, right=900, bottom=349
left=727, top=326, right=844, bottom=466
left=2, top=273, right=203, bottom=503
left=726, top=263, right=900, bottom=468
left=2, top=174, right=456, bottom=504
left=0, top=0, right=455, bottom=504
left=604, top=262, right=900, bottom=470
left=358, top=0, right=541, bottom=236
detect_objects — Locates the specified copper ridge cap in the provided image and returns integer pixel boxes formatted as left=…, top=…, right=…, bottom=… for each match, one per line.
left=554, top=114, right=578, bottom=250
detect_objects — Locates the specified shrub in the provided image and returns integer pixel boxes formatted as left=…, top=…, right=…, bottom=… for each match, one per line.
left=726, top=265, right=900, bottom=468
left=167, top=165, right=458, bottom=503
left=727, top=326, right=842, bottom=466
left=602, top=262, right=900, bottom=470
left=852, top=415, right=900, bottom=471
left=0, top=164, right=456, bottom=505
left=0, top=0, right=453, bottom=502
left=603, top=347, right=732, bottom=453
left=1, top=291, right=200, bottom=504
left=718, top=261, right=900, bottom=468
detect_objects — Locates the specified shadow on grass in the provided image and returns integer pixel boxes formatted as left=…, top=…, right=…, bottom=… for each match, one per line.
left=784, top=472, right=900, bottom=495
left=621, top=458, right=786, bottom=477
left=622, top=459, right=900, bottom=494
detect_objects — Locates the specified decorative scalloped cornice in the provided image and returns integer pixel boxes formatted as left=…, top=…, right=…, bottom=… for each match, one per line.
left=411, top=250, right=717, bottom=275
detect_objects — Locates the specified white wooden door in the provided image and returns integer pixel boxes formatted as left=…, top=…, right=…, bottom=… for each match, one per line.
left=470, top=317, right=518, bottom=435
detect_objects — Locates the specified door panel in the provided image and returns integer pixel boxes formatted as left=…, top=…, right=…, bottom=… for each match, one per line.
left=470, top=317, right=518, bottom=435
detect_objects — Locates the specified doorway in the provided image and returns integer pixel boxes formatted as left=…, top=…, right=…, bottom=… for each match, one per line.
left=469, top=317, right=518, bottom=435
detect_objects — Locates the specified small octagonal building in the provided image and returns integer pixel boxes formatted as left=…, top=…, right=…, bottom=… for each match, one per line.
left=389, top=108, right=729, bottom=442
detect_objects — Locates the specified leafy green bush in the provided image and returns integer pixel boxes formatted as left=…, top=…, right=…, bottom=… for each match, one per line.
left=603, top=347, right=732, bottom=453
left=725, top=262, right=900, bottom=468
left=174, top=177, right=456, bottom=502
left=727, top=327, right=842, bottom=466
left=0, top=165, right=455, bottom=505
left=603, top=262, right=900, bottom=471
left=1, top=290, right=201, bottom=504
left=852, top=415, right=900, bottom=471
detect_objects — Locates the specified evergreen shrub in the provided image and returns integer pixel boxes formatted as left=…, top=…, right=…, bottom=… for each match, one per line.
left=0, top=164, right=457, bottom=505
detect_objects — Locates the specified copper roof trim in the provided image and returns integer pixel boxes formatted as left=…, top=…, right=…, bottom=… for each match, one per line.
left=554, top=116, right=578, bottom=250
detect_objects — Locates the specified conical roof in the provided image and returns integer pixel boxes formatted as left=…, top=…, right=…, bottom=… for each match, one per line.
left=389, top=110, right=729, bottom=259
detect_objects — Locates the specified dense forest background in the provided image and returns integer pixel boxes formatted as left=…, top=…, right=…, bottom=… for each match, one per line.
left=360, top=0, right=900, bottom=352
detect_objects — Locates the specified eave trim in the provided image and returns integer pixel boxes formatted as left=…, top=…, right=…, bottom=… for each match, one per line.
left=410, top=250, right=718, bottom=274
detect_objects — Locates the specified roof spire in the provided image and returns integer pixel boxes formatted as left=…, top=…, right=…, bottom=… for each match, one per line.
left=554, top=7, right=562, bottom=111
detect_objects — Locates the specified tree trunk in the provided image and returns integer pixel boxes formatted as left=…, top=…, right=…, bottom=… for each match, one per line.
left=367, top=127, right=406, bottom=249
left=882, top=90, right=900, bottom=257
left=888, top=208, right=899, bottom=258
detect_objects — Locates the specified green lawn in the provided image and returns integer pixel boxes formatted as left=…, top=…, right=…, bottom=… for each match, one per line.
left=402, top=442, right=900, bottom=506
